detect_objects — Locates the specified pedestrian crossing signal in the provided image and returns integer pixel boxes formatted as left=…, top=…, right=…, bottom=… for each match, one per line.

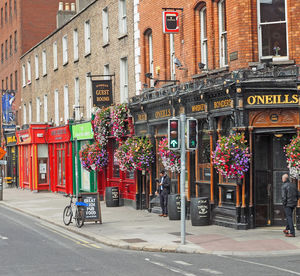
left=187, top=118, right=198, bottom=150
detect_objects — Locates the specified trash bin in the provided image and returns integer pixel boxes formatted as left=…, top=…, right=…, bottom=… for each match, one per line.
left=0, top=177, right=3, bottom=201
left=190, top=197, right=210, bottom=226
left=168, top=194, right=181, bottom=220
left=105, top=186, right=119, bottom=207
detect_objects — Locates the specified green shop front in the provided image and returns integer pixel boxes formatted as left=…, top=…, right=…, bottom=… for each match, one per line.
left=70, top=121, right=97, bottom=194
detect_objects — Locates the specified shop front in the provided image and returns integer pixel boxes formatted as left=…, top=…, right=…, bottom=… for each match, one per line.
left=48, top=125, right=73, bottom=194
left=4, top=132, right=18, bottom=187
left=16, top=124, right=50, bottom=191
left=70, top=121, right=97, bottom=194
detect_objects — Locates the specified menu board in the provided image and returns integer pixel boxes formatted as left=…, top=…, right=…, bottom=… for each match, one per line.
left=80, top=192, right=102, bottom=223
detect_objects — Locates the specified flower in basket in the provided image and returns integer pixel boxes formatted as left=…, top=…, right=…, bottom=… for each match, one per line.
left=111, top=103, right=129, bottom=140
left=92, top=107, right=111, bottom=146
left=114, top=139, right=136, bottom=172
left=158, top=137, right=181, bottom=173
left=211, top=132, right=251, bottom=179
left=88, top=142, right=109, bottom=172
left=79, top=143, right=92, bottom=171
left=284, top=136, right=300, bottom=179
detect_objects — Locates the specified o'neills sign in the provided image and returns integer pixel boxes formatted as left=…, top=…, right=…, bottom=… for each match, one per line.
left=92, top=80, right=113, bottom=107
left=246, top=94, right=299, bottom=105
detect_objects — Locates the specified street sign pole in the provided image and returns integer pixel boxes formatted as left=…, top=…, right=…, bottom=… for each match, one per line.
left=74, top=138, right=79, bottom=200
left=180, top=113, right=186, bottom=245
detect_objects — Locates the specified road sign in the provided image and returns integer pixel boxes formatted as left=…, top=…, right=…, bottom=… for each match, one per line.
left=0, top=147, right=6, bottom=160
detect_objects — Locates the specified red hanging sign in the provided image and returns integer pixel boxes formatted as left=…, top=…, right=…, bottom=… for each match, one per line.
left=162, top=11, right=179, bottom=34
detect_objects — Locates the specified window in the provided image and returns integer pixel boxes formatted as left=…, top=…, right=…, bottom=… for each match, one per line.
left=102, top=8, right=109, bottom=44
left=14, top=70, right=17, bottom=90
left=36, top=97, right=40, bottom=122
left=43, top=94, right=48, bottom=122
left=27, top=61, right=31, bottom=84
left=5, top=76, right=8, bottom=89
left=74, top=77, right=80, bottom=120
left=258, top=0, right=287, bottom=58
left=104, top=64, right=110, bottom=80
left=9, top=35, right=12, bottom=56
left=14, top=30, right=17, bottom=52
left=14, top=0, right=16, bottom=14
left=1, top=79, right=4, bottom=90
left=169, top=34, right=175, bottom=80
left=1, top=44, right=3, bottom=63
left=35, top=54, right=39, bottom=79
left=10, top=73, right=12, bottom=90
left=73, top=29, right=78, bottom=61
left=119, top=0, right=127, bottom=35
left=84, top=20, right=91, bottom=55
left=53, top=41, right=57, bottom=70
left=23, top=104, right=26, bottom=125
left=120, top=57, right=128, bottom=103
left=64, top=85, right=69, bottom=123
left=54, top=89, right=59, bottom=126
left=5, top=2, right=7, bottom=22
left=218, top=0, right=228, bottom=67
left=9, top=0, right=11, bottom=17
left=5, top=39, right=7, bottom=59
left=42, top=50, right=47, bottom=76
left=200, top=7, right=208, bottom=69
left=62, top=35, right=68, bottom=64
left=28, top=101, right=32, bottom=123
left=22, top=64, right=26, bottom=87
left=1, top=8, right=3, bottom=26
left=145, top=30, right=154, bottom=87
left=86, top=73, right=92, bottom=119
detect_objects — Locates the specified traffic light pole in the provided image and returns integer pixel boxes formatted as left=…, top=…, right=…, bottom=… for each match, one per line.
left=180, top=113, right=186, bottom=245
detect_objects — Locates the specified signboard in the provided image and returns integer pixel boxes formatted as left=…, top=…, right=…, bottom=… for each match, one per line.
left=0, top=147, right=6, bottom=160
left=92, top=80, right=113, bottom=108
left=246, top=94, right=299, bottom=106
left=48, top=126, right=71, bottom=143
left=80, top=192, right=102, bottom=223
left=71, top=122, right=94, bottom=141
left=2, top=91, right=16, bottom=124
left=162, top=11, right=179, bottom=34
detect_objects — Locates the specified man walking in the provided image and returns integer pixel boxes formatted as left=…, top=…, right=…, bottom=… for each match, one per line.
left=282, top=174, right=298, bottom=237
left=157, top=170, right=170, bottom=217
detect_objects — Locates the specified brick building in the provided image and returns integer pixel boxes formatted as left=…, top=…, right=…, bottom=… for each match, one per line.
left=130, top=0, right=300, bottom=228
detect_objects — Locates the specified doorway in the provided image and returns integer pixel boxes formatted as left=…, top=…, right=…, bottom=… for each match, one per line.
left=254, top=133, right=293, bottom=226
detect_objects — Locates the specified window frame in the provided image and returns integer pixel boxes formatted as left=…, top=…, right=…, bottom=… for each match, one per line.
left=22, top=64, right=26, bottom=87
left=62, top=35, right=68, bottom=65
left=73, top=29, right=79, bottom=61
left=118, top=0, right=127, bottom=35
left=42, top=49, right=47, bottom=76
left=84, top=20, right=91, bottom=55
left=53, top=41, right=58, bottom=70
left=64, top=84, right=69, bottom=124
left=27, top=60, right=31, bottom=84
left=102, top=7, right=109, bottom=44
left=54, top=89, right=59, bottom=126
left=120, top=57, right=128, bottom=103
left=44, top=94, right=48, bottom=123
left=74, top=77, right=80, bottom=120
left=200, top=7, right=208, bottom=69
left=218, top=0, right=228, bottom=68
left=36, top=97, right=40, bottom=122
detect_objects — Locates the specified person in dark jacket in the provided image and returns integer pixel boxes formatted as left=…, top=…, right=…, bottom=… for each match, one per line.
left=156, top=170, right=171, bottom=217
left=281, top=174, right=298, bottom=237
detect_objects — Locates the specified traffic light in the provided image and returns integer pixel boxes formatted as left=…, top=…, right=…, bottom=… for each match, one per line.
left=168, top=118, right=180, bottom=150
left=187, top=118, right=198, bottom=150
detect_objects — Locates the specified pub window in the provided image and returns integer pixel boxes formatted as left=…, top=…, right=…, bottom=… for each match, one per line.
left=1, top=43, right=3, bottom=63
left=102, top=7, right=109, bottom=44
left=9, top=34, right=12, bottom=56
left=38, top=144, right=48, bottom=184
left=258, top=0, right=287, bottom=58
left=118, top=0, right=127, bottom=35
left=197, top=122, right=210, bottom=183
left=57, top=147, right=66, bottom=187
left=144, top=29, right=154, bottom=87
left=218, top=0, right=228, bottom=67
left=200, top=6, right=208, bottom=70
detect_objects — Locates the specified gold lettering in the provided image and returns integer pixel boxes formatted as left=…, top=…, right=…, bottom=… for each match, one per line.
left=213, top=99, right=232, bottom=109
left=155, top=109, right=171, bottom=119
left=265, top=95, right=272, bottom=104
left=97, top=96, right=110, bottom=101
left=284, top=94, right=289, bottom=103
left=292, top=94, right=299, bottom=104
left=192, top=104, right=205, bottom=112
left=257, top=96, right=264, bottom=104
left=247, top=96, right=255, bottom=105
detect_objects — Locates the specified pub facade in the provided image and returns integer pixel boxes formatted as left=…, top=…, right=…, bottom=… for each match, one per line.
left=129, top=65, right=300, bottom=229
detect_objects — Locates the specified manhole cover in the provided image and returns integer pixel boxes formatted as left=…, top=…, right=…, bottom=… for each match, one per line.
left=122, top=238, right=147, bottom=243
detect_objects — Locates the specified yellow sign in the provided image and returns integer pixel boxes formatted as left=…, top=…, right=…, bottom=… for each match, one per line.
left=7, top=136, right=16, bottom=144
left=137, top=113, right=147, bottom=121
left=155, top=108, right=171, bottom=119
left=247, top=94, right=299, bottom=105
left=192, top=104, right=206, bottom=112
left=213, top=99, right=233, bottom=109
left=0, top=147, right=6, bottom=160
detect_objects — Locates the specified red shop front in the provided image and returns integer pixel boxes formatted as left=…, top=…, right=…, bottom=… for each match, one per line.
left=16, top=124, right=50, bottom=191
left=48, top=126, right=73, bottom=194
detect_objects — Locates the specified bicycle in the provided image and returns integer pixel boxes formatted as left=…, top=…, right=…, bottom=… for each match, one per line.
left=63, top=194, right=88, bottom=228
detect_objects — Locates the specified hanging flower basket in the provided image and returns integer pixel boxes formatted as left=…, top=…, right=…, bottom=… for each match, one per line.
left=212, top=132, right=251, bottom=179
left=111, top=103, right=129, bottom=140
left=284, top=136, right=300, bottom=179
left=79, top=142, right=108, bottom=172
left=114, top=137, right=154, bottom=172
left=92, top=107, right=111, bottom=146
left=158, top=137, right=181, bottom=173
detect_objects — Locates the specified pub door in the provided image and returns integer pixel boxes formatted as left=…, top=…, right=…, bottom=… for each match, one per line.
left=254, top=133, right=293, bottom=226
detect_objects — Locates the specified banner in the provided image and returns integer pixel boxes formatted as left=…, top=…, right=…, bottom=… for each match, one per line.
left=2, top=91, right=15, bottom=124
left=92, top=80, right=113, bottom=108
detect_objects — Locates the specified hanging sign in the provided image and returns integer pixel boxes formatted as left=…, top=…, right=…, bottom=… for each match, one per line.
left=92, top=80, right=113, bottom=108
left=162, top=11, right=179, bottom=34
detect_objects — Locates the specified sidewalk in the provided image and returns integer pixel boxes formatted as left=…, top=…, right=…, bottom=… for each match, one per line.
left=1, top=187, right=300, bottom=257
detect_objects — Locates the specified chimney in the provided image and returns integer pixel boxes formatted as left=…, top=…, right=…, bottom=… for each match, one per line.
left=56, top=2, right=76, bottom=28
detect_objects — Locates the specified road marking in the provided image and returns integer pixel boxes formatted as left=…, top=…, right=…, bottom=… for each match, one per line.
left=0, top=235, right=8, bottom=240
left=199, top=268, right=223, bottom=275
left=174, top=261, right=192, bottom=266
left=220, top=255, right=300, bottom=276
left=145, top=258, right=196, bottom=276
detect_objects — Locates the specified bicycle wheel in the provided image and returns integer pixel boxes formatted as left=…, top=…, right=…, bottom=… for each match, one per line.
left=75, top=207, right=84, bottom=228
left=63, top=206, right=73, bottom=225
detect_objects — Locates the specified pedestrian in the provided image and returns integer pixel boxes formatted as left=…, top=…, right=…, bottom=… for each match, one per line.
left=156, top=170, right=170, bottom=217
left=281, top=174, right=298, bottom=237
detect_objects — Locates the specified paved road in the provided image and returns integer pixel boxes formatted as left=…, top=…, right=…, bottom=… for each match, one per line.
left=1, top=205, right=300, bottom=276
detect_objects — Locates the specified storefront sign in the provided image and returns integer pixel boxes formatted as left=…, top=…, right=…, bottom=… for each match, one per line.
left=191, top=104, right=206, bottom=112
left=92, top=80, right=113, bottom=108
left=212, top=99, right=233, bottom=109
left=48, top=126, right=70, bottom=143
left=72, top=122, right=94, bottom=141
left=136, top=112, right=147, bottom=122
left=162, top=11, right=179, bottom=34
left=155, top=108, right=171, bottom=119
left=6, top=135, right=16, bottom=145
left=246, top=94, right=299, bottom=106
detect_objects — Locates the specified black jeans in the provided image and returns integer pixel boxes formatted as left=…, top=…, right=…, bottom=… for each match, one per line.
left=284, top=206, right=295, bottom=235
left=160, top=190, right=169, bottom=215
